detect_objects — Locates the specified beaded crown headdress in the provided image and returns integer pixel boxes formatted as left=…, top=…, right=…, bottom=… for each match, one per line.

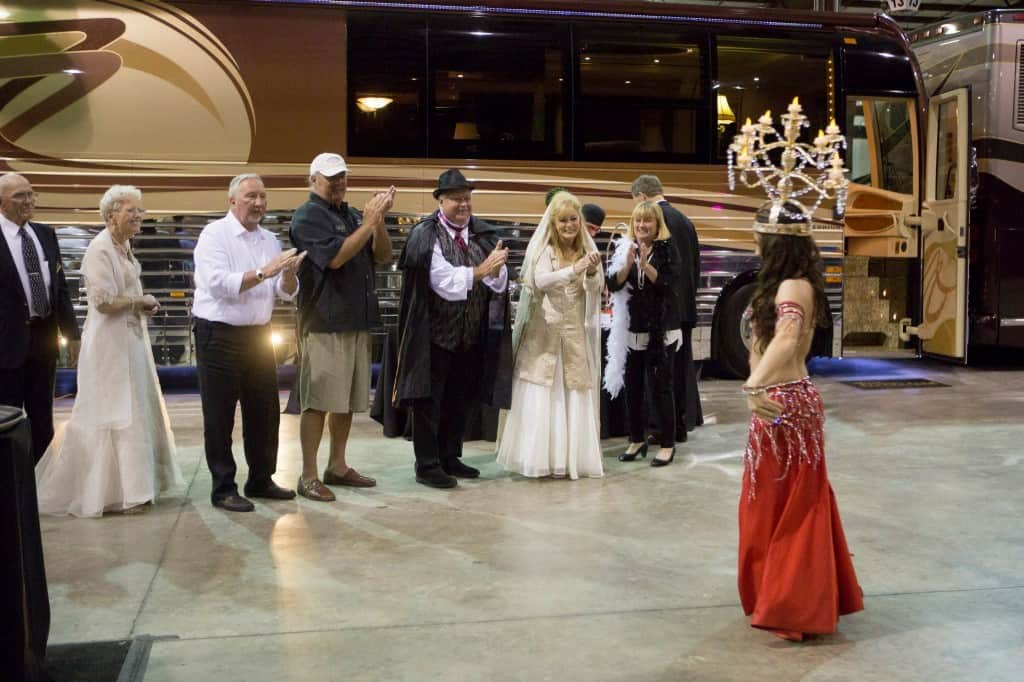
left=727, top=98, right=849, bottom=237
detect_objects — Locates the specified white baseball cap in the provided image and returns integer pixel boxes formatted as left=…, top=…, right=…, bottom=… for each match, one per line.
left=310, top=152, right=348, bottom=177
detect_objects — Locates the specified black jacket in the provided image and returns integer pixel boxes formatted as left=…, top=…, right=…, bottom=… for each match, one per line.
left=659, top=200, right=700, bottom=328
left=391, top=211, right=513, bottom=408
left=606, top=238, right=681, bottom=355
left=0, top=221, right=79, bottom=369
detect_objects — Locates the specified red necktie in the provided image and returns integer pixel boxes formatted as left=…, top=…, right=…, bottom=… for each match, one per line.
left=452, top=227, right=468, bottom=252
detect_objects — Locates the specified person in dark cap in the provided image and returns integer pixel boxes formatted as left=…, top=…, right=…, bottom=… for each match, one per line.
left=392, top=169, right=512, bottom=488
left=581, top=203, right=606, bottom=238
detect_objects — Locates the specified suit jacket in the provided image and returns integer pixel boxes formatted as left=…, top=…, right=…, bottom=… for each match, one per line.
left=0, top=220, right=80, bottom=369
left=658, top=200, right=700, bottom=328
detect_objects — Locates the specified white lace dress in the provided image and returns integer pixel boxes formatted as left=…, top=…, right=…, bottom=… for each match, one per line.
left=35, top=229, right=183, bottom=517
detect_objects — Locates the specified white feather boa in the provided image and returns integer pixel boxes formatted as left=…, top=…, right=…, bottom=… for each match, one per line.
left=602, top=236, right=634, bottom=399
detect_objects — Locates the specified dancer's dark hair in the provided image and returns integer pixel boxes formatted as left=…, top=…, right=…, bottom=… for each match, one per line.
left=750, top=205, right=829, bottom=353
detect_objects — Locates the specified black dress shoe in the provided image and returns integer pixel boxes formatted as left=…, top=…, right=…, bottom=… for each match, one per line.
left=619, top=443, right=648, bottom=462
left=416, top=467, right=458, bottom=489
left=442, top=459, right=480, bottom=478
left=650, top=446, right=676, bottom=467
left=244, top=481, right=296, bottom=500
left=213, top=494, right=255, bottom=512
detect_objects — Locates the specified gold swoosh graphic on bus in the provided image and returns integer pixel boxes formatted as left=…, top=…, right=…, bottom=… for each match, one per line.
left=0, top=18, right=125, bottom=152
left=107, top=37, right=222, bottom=124
left=0, top=19, right=224, bottom=140
left=0, top=32, right=87, bottom=57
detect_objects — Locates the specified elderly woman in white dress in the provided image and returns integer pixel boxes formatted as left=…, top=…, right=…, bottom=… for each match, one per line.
left=36, top=185, right=183, bottom=517
left=497, top=191, right=604, bottom=479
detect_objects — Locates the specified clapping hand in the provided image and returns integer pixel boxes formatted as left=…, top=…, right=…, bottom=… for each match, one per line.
left=480, top=239, right=509, bottom=278
left=365, top=186, right=396, bottom=221
left=264, top=248, right=306, bottom=278
left=638, top=242, right=653, bottom=268
left=281, top=250, right=307, bottom=277
left=574, top=251, right=601, bottom=275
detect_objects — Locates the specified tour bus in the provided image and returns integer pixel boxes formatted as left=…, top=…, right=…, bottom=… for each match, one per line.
left=908, top=10, right=1024, bottom=360
left=1, top=0, right=933, bottom=376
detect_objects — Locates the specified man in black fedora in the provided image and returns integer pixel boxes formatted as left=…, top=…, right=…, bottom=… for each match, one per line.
left=392, top=169, right=512, bottom=488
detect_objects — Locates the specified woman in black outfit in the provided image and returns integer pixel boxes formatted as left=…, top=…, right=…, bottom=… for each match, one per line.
left=606, top=201, right=682, bottom=466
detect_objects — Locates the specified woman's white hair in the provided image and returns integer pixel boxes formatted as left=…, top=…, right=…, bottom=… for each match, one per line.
left=228, top=173, right=262, bottom=200
left=99, top=185, right=142, bottom=222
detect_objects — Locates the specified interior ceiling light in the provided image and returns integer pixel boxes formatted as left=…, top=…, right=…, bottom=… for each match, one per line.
left=356, top=96, right=393, bottom=112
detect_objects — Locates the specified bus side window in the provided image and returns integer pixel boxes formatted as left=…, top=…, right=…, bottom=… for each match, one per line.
left=716, top=37, right=832, bottom=161
left=348, top=13, right=428, bottom=158
left=576, top=25, right=703, bottom=162
left=428, top=18, right=568, bottom=160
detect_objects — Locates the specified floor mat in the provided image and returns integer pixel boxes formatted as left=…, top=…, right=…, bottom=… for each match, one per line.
left=45, top=636, right=155, bottom=682
left=839, top=378, right=951, bottom=390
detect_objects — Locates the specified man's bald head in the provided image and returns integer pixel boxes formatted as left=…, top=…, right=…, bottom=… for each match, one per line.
left=0, top=173, right=36, bottom=226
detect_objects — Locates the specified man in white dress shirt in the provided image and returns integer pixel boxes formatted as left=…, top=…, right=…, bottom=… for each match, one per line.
left=392, top=169, right=513, bottom=488
left=192, top=174, right=305, bottom=512
left=0, top=172, right=80, bottom=462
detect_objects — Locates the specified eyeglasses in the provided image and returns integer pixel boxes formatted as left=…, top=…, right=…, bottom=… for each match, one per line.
left=122, top=207, right=147, bottom=216
left=443, top=195, right=472, bottom=204
left=9, top=191, right=36, bottom=201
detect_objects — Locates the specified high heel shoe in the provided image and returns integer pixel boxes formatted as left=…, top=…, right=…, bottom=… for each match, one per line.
left=618, top=442, right=648, bottom=462
left=650, top=446, right=675, bottom=467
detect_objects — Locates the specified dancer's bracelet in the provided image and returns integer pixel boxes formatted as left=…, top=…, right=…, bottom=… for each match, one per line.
left=740, top=384, right=765, bottom=396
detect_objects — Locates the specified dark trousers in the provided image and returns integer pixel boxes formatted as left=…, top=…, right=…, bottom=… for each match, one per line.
left=675, top=328, right=703, bottom=437
left=194, top=318, right=280, bottom=502
left=626, top=346, right=676, bottom=449
left=0, top=320, right=58, bottom=463
left=0, top=413, right=49, bottom=679
left=412, top=342, right=482, bottom=472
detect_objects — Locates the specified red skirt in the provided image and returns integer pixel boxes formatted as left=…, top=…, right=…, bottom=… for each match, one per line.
left=738, top=378, right=864, bottom=636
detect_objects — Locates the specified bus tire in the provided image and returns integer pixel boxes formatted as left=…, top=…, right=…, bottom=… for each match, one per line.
left=716, top=281, right=755, bottom=379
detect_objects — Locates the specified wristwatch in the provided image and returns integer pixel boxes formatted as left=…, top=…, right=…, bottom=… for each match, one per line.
left=255, top=268, right=265, bottom=282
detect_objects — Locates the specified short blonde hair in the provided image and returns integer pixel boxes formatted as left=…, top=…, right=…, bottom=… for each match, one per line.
left=99, top=185, right=142, bottom=222
left=627, top=201, right=671, bottom=242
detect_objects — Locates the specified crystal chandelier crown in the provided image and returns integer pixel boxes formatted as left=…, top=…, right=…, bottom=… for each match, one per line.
left=727, top=97, right=849, bottom=237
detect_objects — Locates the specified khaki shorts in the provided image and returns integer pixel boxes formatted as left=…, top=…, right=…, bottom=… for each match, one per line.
left=300, top=330, right=371, bottom=413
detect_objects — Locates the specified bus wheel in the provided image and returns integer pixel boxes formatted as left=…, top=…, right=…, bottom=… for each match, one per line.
left=716, top=282, right=755, bottom=379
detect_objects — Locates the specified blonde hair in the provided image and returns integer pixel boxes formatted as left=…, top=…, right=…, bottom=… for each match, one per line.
left=627, top=201, right=671, bottom=242
left=545, top=192, right=587, bottom=260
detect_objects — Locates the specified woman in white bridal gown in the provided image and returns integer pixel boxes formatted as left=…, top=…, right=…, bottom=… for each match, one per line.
left=36, top=185, right=183, bottom=517
left=497, top=191, right=604, bottom=479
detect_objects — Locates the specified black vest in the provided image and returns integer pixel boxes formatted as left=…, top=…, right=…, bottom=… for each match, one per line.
left=429, top=223, right=488, bottom=350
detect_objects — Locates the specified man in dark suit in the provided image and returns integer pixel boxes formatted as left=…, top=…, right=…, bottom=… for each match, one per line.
left=631, top=174, right=703, bottom=440
left=0, top=173, right=80, bottom=462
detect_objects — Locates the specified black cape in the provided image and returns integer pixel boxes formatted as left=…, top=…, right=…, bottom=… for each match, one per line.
left=389, top=211, right=513, bottom=410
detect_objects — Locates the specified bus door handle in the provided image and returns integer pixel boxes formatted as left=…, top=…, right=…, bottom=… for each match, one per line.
left=903, top=213, right=936, bottom=234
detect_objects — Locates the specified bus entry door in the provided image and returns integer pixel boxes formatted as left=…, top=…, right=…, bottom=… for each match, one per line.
left=917, top=88, right=969, bottom=360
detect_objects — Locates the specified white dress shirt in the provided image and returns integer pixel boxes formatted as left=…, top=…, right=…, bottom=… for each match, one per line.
left=1, top=214, right=52, bottom=317
left=192, top=211, right=297, bottom=326
left=429, top=222, right=507, bottom=301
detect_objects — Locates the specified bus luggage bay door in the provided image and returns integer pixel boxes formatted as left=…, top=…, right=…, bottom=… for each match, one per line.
left=917, top=88, right=970, bottom=361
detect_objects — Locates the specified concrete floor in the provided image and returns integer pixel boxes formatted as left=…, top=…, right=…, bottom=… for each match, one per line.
left=39, top=360, right=1024, bottom=681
